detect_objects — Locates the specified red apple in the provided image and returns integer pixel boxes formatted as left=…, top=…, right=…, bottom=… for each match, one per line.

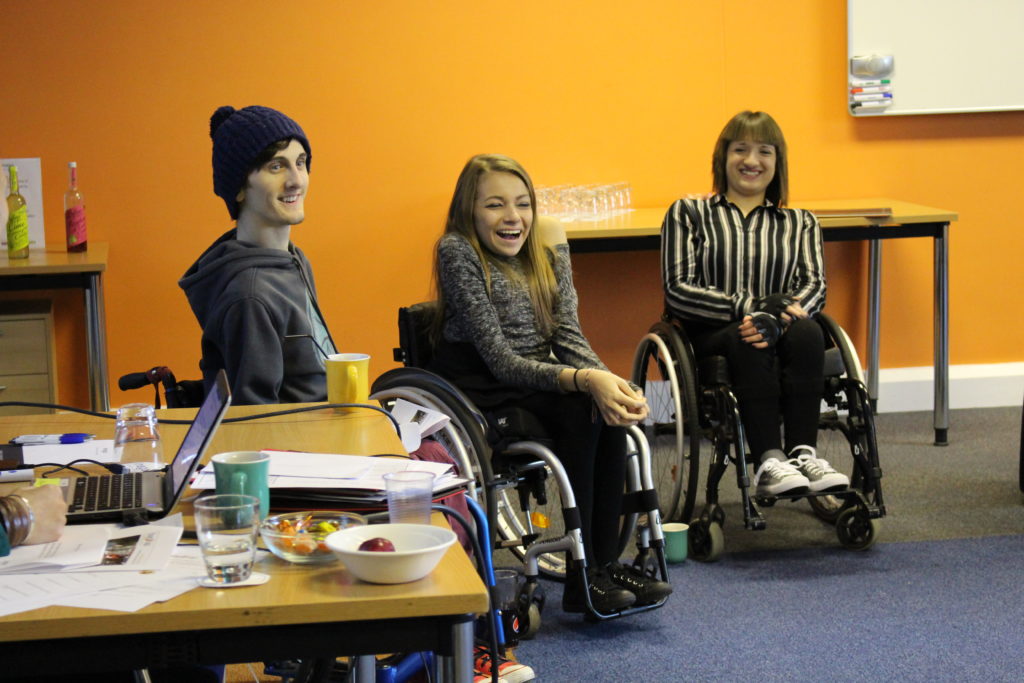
left=358, top=537, right=396, bottom=552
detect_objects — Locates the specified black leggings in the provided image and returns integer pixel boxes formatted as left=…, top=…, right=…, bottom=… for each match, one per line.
left=497, top=391, right=626, bottom=567
left=688, top=317, right=825, bottom=463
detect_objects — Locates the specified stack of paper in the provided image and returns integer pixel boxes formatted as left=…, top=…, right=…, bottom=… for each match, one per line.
left=192, top=451, right=468, bottom=507
left=0, top=519, right=202, bottom=617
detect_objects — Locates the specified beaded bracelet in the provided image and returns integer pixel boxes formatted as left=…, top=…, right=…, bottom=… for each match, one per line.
left=582, top=370, right=592, bottom=393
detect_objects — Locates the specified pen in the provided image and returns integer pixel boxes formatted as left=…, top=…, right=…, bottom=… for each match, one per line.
left=10, top=433, right=95, bottom=445
left=849, top=79, right=891, bottom=87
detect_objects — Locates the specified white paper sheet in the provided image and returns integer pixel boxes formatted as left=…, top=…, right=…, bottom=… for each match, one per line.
left=20, top=440, right=117, bottom=466
left=0, top=525, right=110, bottom=573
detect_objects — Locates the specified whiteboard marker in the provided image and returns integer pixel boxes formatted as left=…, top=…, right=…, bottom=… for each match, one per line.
left=850, top=85, right=892, bottom=94
left=852, top=92, right=893, bottom=101
left=852, top=100, right=893, bottom=109
left=850, top=79, right=891, bottom=87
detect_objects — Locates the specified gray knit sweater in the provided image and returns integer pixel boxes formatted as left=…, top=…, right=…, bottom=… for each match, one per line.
left=436, top=232, right=607, bottom=393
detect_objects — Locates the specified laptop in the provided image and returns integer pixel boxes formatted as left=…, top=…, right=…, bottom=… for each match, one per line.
left=64, top=369, right=232, bottom=524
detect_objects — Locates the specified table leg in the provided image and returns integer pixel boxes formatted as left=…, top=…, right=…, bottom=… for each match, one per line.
left=350, top=655, right=376, bottom=683
left=933, top=223, right=950, bottom=445
left=437, top=617, right=475, bottom=682
left=867, top=239, right=882, bottom=411
left=84, top=272, right=110, bottom=412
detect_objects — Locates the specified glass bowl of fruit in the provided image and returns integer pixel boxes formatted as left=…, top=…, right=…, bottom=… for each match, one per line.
left=260, top=511, right=367, bottom=564
left=325, top=523, right=458, bottom=583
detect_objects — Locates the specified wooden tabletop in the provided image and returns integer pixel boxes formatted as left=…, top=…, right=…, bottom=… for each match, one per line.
left=563, top=198, right=958, bottom=240
left=0, top=242, right=108, bottom=276
left=0, top=404, right=489, bottom=642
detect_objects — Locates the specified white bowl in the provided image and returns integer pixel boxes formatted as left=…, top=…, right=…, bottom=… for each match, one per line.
left=325, top=523, right=457, bottom=584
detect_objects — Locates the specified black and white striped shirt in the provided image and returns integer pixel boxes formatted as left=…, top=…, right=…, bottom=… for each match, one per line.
left=661, top=194, right=826, bottom=324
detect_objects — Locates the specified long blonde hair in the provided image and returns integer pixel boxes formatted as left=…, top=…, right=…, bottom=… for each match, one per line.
left=432, top=154, right=558, bottom=341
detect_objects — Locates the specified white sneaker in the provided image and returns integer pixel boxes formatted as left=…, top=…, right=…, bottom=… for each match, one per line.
left=754, top=455, right=810, bottom=496
left=791, top=447, right=849, bottom=492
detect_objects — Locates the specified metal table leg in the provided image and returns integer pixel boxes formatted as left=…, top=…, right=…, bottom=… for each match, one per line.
left=437, top=617, right=475, bottom=682
left=933, top=223, right=950, bottom=445
left=84, top=272, right=110, bottom=411
left=867, top=239, right=882, bottom=411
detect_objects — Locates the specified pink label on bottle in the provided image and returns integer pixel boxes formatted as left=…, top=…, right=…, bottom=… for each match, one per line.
left=65, top=206, right=87, bottom=245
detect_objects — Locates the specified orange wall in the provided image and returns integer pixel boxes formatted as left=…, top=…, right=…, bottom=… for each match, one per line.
left=3, top=1, right=1022, bottom=410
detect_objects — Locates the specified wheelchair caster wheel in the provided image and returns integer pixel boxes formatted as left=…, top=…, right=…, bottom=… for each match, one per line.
left=514, top=580, right=544, bottom=641
left=689, top=520, right=724, bottom=562
left=809, top=493, right=843, bottom=524
left=836, top=507, right=878, bottom=550
left=520, top=602, right=542, bottom=640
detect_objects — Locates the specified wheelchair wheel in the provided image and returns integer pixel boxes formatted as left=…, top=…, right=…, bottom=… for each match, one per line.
left=835, top=506, right=878, bottom=550
left=371, top=370, right=493, bottom=509
left=632, top=321, right=701, bottom=522
left=688, top=519, right=724, bottom=562
left=811, top=315, right=882, bottom=524
left=372, top=371, right=569, bottom=579
left=491, top=460, right=568, bottom=579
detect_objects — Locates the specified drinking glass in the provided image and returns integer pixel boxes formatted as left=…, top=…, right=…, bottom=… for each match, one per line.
left=114, top=403, right=164, bottom=464
left=194, top=494, right=260, bottom=584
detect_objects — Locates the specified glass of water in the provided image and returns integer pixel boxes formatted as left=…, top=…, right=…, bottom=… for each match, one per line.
left=194, top=494, right=259, bottom=584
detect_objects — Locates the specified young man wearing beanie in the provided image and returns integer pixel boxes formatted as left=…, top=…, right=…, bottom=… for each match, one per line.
left=179, top=105, right=337, bottom=405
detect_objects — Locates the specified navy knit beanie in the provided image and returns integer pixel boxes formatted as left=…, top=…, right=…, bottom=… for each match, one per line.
left=210, top=105, right=312, bottom=220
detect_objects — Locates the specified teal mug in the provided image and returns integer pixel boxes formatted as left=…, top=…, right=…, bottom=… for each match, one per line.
left=663, top=522, right=689, bottom=564
left=211, top=451, right=270, bottom=519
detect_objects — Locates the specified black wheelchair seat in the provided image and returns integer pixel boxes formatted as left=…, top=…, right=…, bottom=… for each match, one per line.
left=698, top=347, right=846, bottom=388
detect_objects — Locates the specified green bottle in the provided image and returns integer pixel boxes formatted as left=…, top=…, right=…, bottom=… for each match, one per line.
left=6, top=165, right=29, bottom=259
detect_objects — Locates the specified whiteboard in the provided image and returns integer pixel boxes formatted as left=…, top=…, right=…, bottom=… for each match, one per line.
left=847, top=0, right=1024, bottom=116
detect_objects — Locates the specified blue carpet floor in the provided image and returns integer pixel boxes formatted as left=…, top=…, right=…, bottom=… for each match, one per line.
left=515, top=534, right=1024, bottom=681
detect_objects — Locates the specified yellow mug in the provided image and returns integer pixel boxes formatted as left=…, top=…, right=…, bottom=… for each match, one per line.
left=327, top=353, right=370, bottom=411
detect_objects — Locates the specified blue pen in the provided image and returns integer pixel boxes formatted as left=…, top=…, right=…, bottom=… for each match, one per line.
left=10, top=433, right=95, bottom=445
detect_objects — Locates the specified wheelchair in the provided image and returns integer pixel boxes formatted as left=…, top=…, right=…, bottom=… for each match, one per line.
left=632, top=310, right=885, bottom=561
left=369, top=303, right=671, bottom=633
left=118, top=366, right=205, bottom=409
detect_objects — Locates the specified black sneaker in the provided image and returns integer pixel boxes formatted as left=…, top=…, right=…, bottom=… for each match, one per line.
left=606, top=562, right=673, bottom=605
left=562, top=567, right=636, bottom=613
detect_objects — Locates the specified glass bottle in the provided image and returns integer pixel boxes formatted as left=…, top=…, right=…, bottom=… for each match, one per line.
left=5, top=165, right=29, bottom=259
left=64, top=161, right=87, bottom=252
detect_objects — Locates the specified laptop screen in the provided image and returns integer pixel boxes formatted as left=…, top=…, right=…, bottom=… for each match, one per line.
left=167, top=370, right=231, bottom=499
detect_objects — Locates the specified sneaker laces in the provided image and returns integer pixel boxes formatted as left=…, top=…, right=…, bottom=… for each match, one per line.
left=755, top=457, right=800, bottom=483
left=793, top=452, right=838, bottom=477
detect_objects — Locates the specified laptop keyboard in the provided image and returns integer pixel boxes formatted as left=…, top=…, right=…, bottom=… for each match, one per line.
left=71, top=473, right=144, bottom=512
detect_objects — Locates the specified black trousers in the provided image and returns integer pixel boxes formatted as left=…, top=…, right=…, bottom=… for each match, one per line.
left=498, top=391, right=627, bottom=567
left=688, top=317, right=825, bottom=463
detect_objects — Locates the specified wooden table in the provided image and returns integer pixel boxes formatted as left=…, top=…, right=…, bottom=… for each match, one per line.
left=0, top=405, right=489, bottom=682
left=1, top=243, right=110, bottom=411
left=565, top=199, right=958, bottom=445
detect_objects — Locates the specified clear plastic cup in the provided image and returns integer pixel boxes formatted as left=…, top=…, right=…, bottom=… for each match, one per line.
left=383, top=471, right=435, bottom=524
